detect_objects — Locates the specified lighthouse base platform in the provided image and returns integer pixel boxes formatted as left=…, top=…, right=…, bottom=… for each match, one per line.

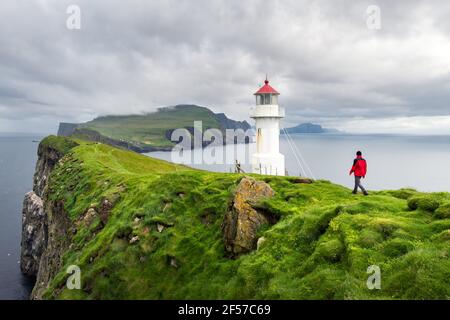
left=251, top=153, right=285, bottom=176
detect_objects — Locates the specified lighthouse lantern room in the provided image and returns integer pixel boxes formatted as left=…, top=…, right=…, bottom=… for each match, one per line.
left=251, top=78, right=285, bottom=176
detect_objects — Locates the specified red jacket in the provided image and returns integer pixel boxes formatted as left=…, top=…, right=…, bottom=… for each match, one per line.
left=350, top=156, right=367, bottom=177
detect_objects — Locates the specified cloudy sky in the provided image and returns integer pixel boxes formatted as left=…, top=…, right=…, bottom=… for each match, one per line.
left=1, top=0, right=450, bottom=134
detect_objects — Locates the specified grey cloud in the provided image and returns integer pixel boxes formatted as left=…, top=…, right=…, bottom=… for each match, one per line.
left=1, top=0, right=450, bottom=133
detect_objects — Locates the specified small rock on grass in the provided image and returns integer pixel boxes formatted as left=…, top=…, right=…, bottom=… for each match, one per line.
left=257, top=237, right=266, bottom=250
left=129, top=236, right=139, bottom=244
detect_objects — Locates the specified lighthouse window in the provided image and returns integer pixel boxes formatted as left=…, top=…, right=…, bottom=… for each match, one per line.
left=256, top=95, right=264, bottom=105
left=264, top=94, right=271, bottom=104
left=271, top=95, right=278, bottom=105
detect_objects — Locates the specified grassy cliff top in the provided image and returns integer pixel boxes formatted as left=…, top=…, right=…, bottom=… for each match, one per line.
left=40, top=136, right=450, bottom=299
left=78, top=105, right=222, bottom=148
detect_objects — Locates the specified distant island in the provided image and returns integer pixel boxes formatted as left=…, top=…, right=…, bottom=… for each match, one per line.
left=282, top=123, right=340, bottom=134
left=58, top=105, right=251, bottom=152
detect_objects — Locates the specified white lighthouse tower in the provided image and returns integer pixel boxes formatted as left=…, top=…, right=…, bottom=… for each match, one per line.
left=251, top=78, right=285, bottom=176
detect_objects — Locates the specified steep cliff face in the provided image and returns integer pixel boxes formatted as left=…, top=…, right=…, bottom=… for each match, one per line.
left=20, top=191, right=46, bottom=276
left=57, top=122, right=79, bottom=137
left=31, top=199, right=72, bottom=299
left=33, top=138, right=72, bottom=197
left=20, top=136, right=78, bottom=299
left=213, top=112, right=251, bottom=131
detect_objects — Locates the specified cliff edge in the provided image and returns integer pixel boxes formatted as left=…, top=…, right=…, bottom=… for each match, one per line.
left=20, top=136, right=78, bottom=298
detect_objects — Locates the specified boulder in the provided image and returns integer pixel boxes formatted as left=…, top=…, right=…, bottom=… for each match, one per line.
left=222, top=176, right=276, bottom=257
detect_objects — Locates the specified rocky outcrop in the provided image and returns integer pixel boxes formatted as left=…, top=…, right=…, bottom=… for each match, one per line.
left=222, top=177, right=276, bottom=258
left=20, top=192, right=46, bottom=276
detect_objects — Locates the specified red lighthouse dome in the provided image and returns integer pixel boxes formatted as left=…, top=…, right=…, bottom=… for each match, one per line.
left=254, top=78, right=280, bottom=95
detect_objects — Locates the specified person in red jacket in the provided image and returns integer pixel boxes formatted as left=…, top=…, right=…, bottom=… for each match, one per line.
left=349, top=151, right=368, bottom=195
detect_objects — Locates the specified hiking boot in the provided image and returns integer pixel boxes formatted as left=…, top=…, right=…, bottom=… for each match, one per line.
left=363, top=192, right=369, bottom=196
left=352, top=191, right=357, bottom=194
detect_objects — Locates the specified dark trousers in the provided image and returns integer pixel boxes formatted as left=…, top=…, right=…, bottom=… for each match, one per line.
left=353, top=176, right=367, bottom=194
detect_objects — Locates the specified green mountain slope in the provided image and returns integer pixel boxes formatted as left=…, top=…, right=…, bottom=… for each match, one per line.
left=81, top=105, right=221, bottom=147
left=31, top=136, right=450, bottom=299
left=59, top=105, right=251, bottom=151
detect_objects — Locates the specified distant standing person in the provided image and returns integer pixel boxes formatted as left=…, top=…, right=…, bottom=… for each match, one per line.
left=349, top=151, right=368, bottom=195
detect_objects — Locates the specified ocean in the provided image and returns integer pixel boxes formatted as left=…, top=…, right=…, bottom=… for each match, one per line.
left=0, top=133, right=449, bottom=299
left=0, top=135, right=42, bottom=299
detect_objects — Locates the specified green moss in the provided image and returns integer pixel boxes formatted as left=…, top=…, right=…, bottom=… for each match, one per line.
left=407, top=195, right=440, bottom=212
left=383, top=249, right=450, bottom=299
left=381, top=238, right=415, bottom=257
left=40, top=136, right=450, bottom=300
left=386, top=188, right=418, bottom=200
left=434, top=203, right=450, bottom=219
left=358, top=229, right=383, bottom=248
left=316, top=239, right=345, bottom=263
